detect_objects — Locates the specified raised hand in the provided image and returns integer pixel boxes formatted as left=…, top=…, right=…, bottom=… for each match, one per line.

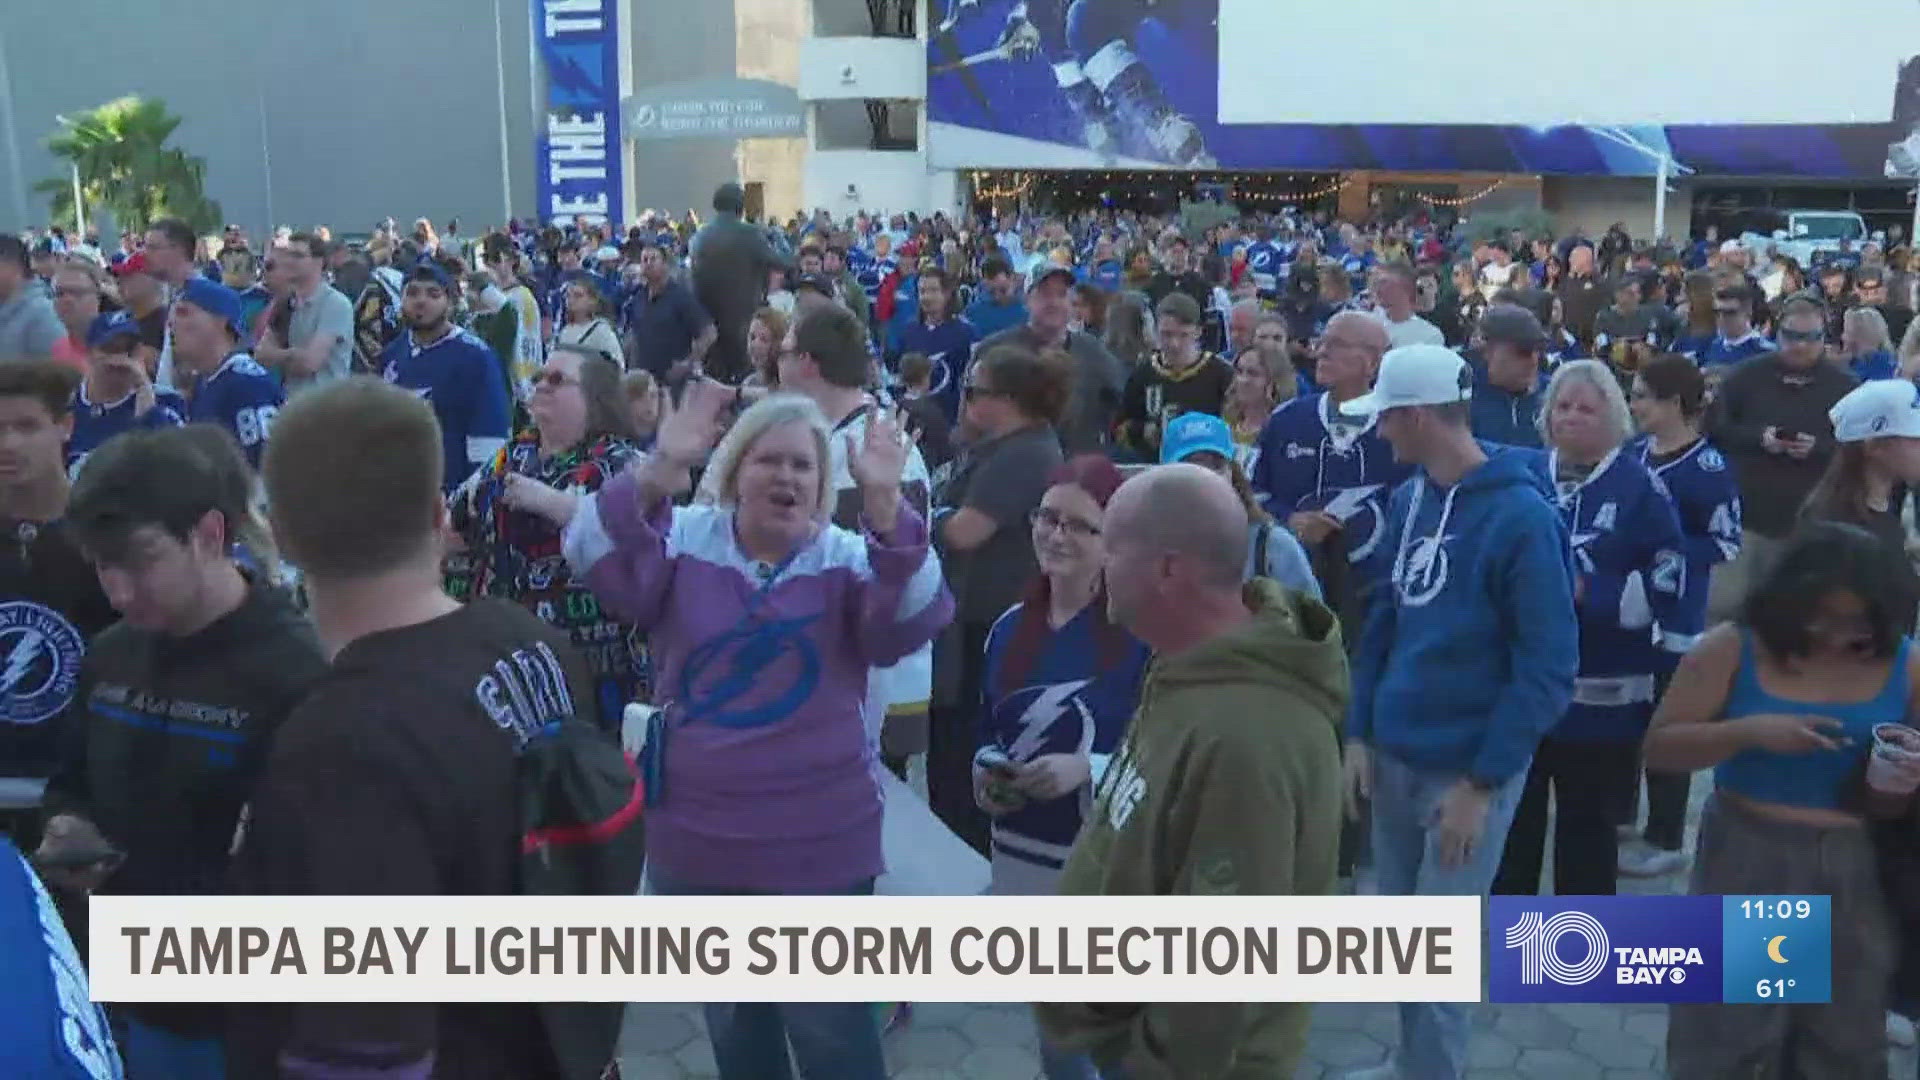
left=847, top=406, right=909, bottom=531
left=655, top=377, right=732, bottom=467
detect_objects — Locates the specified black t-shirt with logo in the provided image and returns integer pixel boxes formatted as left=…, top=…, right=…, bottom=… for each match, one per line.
left=229, top=599, right=595, bottom=1080
left=0, top=518, right=117, bottom=783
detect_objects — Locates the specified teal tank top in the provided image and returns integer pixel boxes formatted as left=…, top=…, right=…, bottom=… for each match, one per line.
left=1712, top=631, right=1910, bottom=810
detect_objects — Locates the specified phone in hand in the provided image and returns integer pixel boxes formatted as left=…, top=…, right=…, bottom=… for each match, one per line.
left=973, top=746, right=1021, bottom=778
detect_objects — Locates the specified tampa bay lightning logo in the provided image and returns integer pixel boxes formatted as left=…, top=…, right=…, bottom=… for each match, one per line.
left=1299, top=483, right=1388, bottom=564
left=0, top=602, right=85, bottom=726
left=926, top=350, right=954, bottom=399
left=1396, top=534, right=1454, bottom=608
left=676, top=611, right=822, bottom=729
left=1001, top=679, right=1096, bottom=763
left=1698, top=447, right=1726, bottom=472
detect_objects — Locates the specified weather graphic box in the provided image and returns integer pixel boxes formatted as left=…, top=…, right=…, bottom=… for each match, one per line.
left=1488, top=895, right=1830, bottom=1004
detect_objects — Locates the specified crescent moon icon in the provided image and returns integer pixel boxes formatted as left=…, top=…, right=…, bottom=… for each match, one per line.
left=1766, top=935, right=1789, bottom=964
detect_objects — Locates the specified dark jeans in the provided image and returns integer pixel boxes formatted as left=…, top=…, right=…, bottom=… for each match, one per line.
left=1640, top=667, right=1689, bottom=852
left=929, top=621, right=992, bottom=857
left=645, top=870, right=886, bottom=1080
left=1493, top=736, right=1640, bottom=896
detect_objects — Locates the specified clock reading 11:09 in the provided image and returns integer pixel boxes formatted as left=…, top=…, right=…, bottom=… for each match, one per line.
left=1739, top=899, right=1814, bottom=920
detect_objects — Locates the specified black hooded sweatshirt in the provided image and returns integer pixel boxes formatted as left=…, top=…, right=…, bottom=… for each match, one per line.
left=43, top=579, right=326, bottom=1036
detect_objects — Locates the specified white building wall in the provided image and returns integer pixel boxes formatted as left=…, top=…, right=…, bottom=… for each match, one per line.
left=798, top=0, right=957, bottom=218
left=798, top=37, right=925, bottom=101
left=804, top=151, right=959, bottom=216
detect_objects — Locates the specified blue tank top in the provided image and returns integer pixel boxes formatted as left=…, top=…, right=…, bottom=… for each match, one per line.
left=1713, top=631, right=1911, bottom=810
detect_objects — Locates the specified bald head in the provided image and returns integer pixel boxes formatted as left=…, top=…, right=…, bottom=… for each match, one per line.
left=1325, top=310, right=1388, bottom=357
left=1107, top=463, right=1248, bottom=591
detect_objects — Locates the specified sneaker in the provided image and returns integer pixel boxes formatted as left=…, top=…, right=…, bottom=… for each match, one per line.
left=1618, top=845, right=1688, bottom=878
left=1888, top=1010, right=1916, bottom=1048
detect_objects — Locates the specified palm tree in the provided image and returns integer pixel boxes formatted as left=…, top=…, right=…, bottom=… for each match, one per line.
left=35, top=96, right=221, bottom=234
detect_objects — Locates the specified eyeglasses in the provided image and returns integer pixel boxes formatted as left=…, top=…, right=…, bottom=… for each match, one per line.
left=535, top=369, right=579, bottom=389
left=1030, top=506, right=1101, bottom=538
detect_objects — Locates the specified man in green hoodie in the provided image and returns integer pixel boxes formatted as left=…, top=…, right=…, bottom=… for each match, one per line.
left=1035, top=463, right=1348, bottom=1079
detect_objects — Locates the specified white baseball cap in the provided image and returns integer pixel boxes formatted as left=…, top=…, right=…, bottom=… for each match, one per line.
left=1339, top=343, right=1475, bottom=417
left=1830, top=379, right=1920, bottom=442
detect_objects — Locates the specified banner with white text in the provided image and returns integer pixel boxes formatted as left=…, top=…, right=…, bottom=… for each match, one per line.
left=532, top=0, right=624, bottom=227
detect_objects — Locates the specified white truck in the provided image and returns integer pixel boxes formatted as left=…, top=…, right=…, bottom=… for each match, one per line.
left=1738, top=209, right=1869, bottom=268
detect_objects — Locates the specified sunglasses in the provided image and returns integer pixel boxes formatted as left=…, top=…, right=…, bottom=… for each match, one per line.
left=1030, top=506, right=1102, bottom=538
left=1778, top=327, right=1824, bottom=344
left=535, top=369, right=579, bottom=389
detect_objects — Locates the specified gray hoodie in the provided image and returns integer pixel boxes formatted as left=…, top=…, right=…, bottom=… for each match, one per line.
left=0, top=281, right=63, bottom=360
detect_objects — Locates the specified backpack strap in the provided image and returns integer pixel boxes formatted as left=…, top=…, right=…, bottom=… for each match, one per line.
left=1254, top=525, right=1270, bottom=580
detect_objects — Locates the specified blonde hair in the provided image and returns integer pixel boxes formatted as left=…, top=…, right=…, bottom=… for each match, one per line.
left=1538, top=358, right=1635, bottom=446
left=1223, top=342, right=1295, bottom=431
left=705, top=393, right=834, bottom=520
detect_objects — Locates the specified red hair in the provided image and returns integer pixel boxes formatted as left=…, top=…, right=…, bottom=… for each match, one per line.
left=995, top=455, right=1134, bottom=696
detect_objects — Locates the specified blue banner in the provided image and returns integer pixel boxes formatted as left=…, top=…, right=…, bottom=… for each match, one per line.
left=925, top=0, right=1908, bottom=179
left=532, top=0, right=624, bottom=227
left=1487, top=895, right=1831, bottom=1005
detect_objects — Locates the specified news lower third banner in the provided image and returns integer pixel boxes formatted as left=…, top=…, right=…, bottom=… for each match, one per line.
left=90, top=896, right=1478, bottom=1003
left=86, top=895, right=1830, bottom=1004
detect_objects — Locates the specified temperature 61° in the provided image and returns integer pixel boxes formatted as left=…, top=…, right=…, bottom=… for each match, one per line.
left=1755, top=979, right=1797, bottom=998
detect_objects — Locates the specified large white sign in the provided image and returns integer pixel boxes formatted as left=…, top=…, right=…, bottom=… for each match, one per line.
left=89, top=894, right=1482, bottom=1003
left=1219, top=0, right=1920, bottom=127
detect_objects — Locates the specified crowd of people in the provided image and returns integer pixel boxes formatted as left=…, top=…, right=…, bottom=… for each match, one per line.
left=6, top=182, right=1920, bottom=1080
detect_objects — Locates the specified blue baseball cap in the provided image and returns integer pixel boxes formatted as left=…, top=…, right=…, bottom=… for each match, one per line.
left=86, top=310, right=141, bottom=350
left=176, top=278, right=246, bottom=339
left=1159, top=411, right=1236, bottom=465
left=405, top=259, right=454, bottom=291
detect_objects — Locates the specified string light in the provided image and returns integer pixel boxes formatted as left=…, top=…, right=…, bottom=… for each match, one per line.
left=970, top=170, right=1036, bottom=200
left=969, top=169, right=1351, bottom=206
left=1423, top=179, right=1507, bottom=208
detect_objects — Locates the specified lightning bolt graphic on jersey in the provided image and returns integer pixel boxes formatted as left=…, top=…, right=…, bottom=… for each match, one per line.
left=2, top=630, right=41, bottom=694
left=1007, top=678, right=1094, bottom=762
left=1570, top=531, right=1601, bottom=575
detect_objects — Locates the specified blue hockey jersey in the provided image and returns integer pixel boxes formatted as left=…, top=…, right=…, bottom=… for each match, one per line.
left=978, top=603, right=1149, bottom=874
left=0, top=840, right=122, bottom=1079
left=66, top=383, right=186, bottom=478
left=1250, top=392, right=1412, bottom=574
left=186, top=352, right=283, bottom=468
left=852, top=250, right=896, bottom=302
left=1543, top=328, right=1588, bottom=370
left=380, top=327, right=510, bottom=492
left=1669, top=331, right=1715, bottom=362
left=1244, top=241, right=1288, bottom=295
left=1699, top=331, right=1776, bottom=370
left=886, top=315, right=979, bottom=424
left=1627, top=435, right=1741, bottom=654
left=1549, top=447, right=1687, bottom=740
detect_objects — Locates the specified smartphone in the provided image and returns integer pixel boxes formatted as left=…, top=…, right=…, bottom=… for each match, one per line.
left=972, top=746, right=1021, bottom=777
